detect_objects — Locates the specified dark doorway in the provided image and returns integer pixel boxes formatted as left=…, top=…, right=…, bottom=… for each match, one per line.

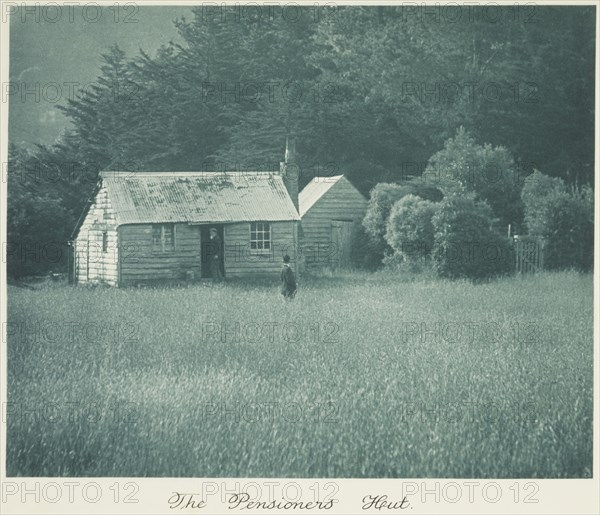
left=200, top=225, right=225, bottom=278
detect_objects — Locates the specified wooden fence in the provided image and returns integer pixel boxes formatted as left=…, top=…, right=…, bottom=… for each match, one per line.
left=513, top=235, right=544, bottom=274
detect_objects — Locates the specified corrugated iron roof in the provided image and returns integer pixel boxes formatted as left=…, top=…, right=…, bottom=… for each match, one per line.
left=298, top=175, right=344, bottom=217
left=100, top=171, right=300, bottom=225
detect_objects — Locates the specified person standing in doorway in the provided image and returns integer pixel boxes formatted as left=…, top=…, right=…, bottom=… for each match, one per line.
left=208, top=227, right=223, bottom=280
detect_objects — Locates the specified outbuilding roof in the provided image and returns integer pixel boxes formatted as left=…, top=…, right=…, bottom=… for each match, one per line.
left=100, top=171, right=300, bottom=225
left=298, top=175, right=345, bottom=217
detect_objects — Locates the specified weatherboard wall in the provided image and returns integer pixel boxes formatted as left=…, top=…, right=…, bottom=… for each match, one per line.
left=300, top=177, right=367, bottom=268
left=223, top=221, right=299, bottom=278
left=74, top=184, right=119, bottom=286
left=118, top=223, right=201, bottom=285
left=116, top=220, right=298, bottom=284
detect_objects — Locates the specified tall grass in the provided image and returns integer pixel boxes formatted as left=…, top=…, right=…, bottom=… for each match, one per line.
left=6, top=271, right=593, bottom=477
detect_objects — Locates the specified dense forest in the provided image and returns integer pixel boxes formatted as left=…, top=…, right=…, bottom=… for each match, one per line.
left=7, top=5, right=595, bottom=276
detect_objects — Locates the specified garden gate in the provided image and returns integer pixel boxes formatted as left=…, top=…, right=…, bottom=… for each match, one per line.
left=514, top=235, right=544, bottom=274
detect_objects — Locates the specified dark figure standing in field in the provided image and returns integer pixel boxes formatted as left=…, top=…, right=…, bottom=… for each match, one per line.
left=208, top=228, right=223, bottom=280
left=280, top=255, right=297, bottom=300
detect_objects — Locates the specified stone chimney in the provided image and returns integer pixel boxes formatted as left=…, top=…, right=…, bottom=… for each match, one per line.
left=280, top=136, right=299, bottom=212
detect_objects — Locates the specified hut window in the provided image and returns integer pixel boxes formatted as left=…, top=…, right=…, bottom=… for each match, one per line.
left=102, top=231, right=108, bottom=253
left=250, top=222, right=271, bottom=253
left=152, top=224, right=175, bottom=252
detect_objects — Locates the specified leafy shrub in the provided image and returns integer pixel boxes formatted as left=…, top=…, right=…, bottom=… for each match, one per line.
left=521, top=170, right=593, bottom=271
left=431, top=193, right=513, bottom=279
left=520, top=170, right=566, bottom=235
left=397, top=177, right=445, bottom=203
left=350, top=220, right=382, bottom=270
left=385, top=194, right=438, bottom=262
left=362, top=179, right=443, bottom=265
left=424, top=127, right=523, bottom=230
left=362, top=183, right=409, bottom=255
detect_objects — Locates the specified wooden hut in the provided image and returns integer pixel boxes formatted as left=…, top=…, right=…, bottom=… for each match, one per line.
left=72, top=167, right=300, bottom=286
left=299, top=175, right=368, bottom=269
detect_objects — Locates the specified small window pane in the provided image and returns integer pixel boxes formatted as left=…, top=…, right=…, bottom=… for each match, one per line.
left=164, top=225, right=174, bottom=249
left=250, top=222, right=271, bottom=253
left=153, top=224, right=175, bottom=251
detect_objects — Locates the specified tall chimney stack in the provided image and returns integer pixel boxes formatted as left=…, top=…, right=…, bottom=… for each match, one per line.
left=282, top=136, right=299, bottom=212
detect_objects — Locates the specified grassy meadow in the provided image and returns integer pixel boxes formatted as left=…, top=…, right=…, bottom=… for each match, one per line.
left=6, top=271, right=594, bottom=477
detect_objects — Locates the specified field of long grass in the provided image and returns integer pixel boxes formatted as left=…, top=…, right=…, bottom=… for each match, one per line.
left=6, top=271, right=594, bottom=477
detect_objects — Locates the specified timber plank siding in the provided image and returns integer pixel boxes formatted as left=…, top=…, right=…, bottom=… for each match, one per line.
left=224, top=221, right=299, bottom=278
left=300, top=177, right=367, bottom=269
left=119, top=223, right=201, bottom=285
left=74, top=185, right=119, bottom=286
left=117, top=221, right=298, bottom=285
